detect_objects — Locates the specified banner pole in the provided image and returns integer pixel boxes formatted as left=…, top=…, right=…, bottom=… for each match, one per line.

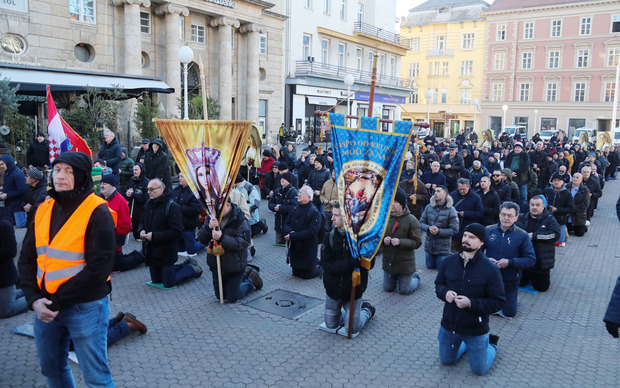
left=126, top=199, right=134, bottom=245
left=199, top=55, right=208, bottom=120
left=347, top=281, right=356, bottom=339
left=216, top=253, right=224, bottom=304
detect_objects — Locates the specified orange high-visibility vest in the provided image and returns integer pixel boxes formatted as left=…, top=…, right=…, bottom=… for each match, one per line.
left=35, top=193, right=116, bottom=294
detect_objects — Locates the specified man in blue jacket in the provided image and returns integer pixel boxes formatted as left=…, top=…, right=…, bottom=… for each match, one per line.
left=435, top=223, right=505, bottom=376
left=0, top=154, right=27, bottom=222
left=484, top=201, right=536, bottom=318
left=449, top=178, right=484, bottom=252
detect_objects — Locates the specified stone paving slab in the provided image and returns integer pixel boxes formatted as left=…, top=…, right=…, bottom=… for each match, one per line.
left=1, top=180, right=619, bottom=387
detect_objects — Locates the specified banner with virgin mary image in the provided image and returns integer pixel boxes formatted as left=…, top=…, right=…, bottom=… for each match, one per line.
left=328, top=113, right=413, bottom=270
left=154, top=120, right=252, bottom=220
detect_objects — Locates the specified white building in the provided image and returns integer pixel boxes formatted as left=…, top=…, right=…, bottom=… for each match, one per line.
left=277, top=0, right=410, bottom=142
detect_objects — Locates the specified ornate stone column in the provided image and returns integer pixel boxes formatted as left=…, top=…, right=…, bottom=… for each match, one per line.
left=240, top=24, right=264, bottom=125
left=113, top=0, right=151, bottom=75
left=210, top=17, right=240, bottom=120
left=155, top=3, right=189, bottom=118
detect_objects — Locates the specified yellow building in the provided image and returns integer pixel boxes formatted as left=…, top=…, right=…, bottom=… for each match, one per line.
left=400, top=1, right=489, bottom=139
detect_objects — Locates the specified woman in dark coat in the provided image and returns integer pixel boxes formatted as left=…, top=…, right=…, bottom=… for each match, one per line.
left=126, top=163, right=150, bottom=240
left=144, top=139, right=171, bottom=188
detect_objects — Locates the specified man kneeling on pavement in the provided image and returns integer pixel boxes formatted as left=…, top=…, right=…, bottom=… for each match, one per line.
left=435, top=223, right=505, bottom=376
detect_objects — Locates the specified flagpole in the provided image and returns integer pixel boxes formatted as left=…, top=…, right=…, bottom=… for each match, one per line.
left=347, top=275, right=356, bottom=339
left=199, top=55, right=208, bottom=120
left=368, top=52, right=378, bottom=118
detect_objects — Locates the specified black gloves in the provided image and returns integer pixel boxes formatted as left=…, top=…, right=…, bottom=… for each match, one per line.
left=605, top=320, right=619, bottom=338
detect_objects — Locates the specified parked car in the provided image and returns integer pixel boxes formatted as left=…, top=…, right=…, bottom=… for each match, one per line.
left=538, top=130, right=555, bottom=142
left=501, top=125, right=528, bottom=141
left=572, top=127, right=597, bottom=143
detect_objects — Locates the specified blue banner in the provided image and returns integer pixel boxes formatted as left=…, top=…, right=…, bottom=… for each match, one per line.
left=328, top=113, right=412, bottom=269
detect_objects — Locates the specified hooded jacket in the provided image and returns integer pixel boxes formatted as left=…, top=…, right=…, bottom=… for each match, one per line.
left=419, top=195, right=459, bottom=255
left=543, top=185, right=574, bottom=225
left=119, top=155, right=135, bottom=187
left=268, top=184, right=298, bottom=232
left=144, top=139, right=171, bottom=188
left=0, top=154, right=27, bottom=217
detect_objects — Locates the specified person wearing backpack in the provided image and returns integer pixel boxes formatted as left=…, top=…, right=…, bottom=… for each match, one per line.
left=283, top=185, right=322, bottom=279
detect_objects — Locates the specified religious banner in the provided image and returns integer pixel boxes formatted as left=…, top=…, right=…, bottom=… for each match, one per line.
left=154, top=120, right=252, bottom=220
left=328, top=113, right=413, bottom=272
left=597, top=131, right=613, bottom=151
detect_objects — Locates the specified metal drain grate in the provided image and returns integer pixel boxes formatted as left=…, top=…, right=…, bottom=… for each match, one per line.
left=244, top=289, right=323, bottom=319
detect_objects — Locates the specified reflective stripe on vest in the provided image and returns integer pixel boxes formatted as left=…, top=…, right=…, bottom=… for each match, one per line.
left=35, top=194, right=113, bottom=294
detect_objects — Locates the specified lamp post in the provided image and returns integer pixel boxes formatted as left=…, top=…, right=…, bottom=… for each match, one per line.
left=502, top=104, right=508, bottom=133
left=178, top=46, right=194, bottom=120
left=344, top=74, right=355, bottom=126
left=533, top=109, right=539, bottom=136
left=447, top=109, right=453, bottom=138
left=425, top=89, right=434, bottom=124
left=612, top=61, right=619, bottom=139
left=472, top=98, right=479, bottom=135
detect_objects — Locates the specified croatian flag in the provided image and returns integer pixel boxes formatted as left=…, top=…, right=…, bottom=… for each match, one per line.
left=47, top=85, right=91, bottom=163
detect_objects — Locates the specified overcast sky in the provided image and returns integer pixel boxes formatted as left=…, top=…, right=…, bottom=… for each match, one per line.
left=395, top=0, right=496, bottom=18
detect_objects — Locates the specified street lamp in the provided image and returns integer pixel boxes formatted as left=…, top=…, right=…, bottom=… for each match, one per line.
left=502, top=104, right=508, bottom=133
left=472, top=98, right=479, bottom=135
left=447, top=109, right=453, bottom=138
left=425, top=89, right=434, bottom=124
left=178, top=46, right=194, bottom=120
left=533, top=109, right=539, bottom=135
left=344, top=74, right=355, bottom=125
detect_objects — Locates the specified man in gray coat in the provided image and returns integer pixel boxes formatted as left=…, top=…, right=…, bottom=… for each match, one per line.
left=420, top=185, right=459, bottom=269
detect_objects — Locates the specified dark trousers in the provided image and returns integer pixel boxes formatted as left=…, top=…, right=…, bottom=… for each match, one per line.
left=501, top=282, right=519, bottom=317
left=210, top=270, right=253, bottom=303
left=520, top=269, right=550, bottom=292
left=567, top=223, right=587, bottom=237
left=149, top=263, right=195, bottom=288
left=113, top=251, right=144, bottom=272
left=292, top=265, right=322, bottom=279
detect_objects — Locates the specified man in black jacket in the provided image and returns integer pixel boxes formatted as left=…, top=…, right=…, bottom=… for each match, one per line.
left=126, top=163, right=150, bottom=240
left=435, top=223, right=505, bottom=376
left=319, top=203, right=375, bottom=337
left=26, top=132, right=49, bottom=169
left=98, top=130, right=123, bottom=176
left=581, top=165, right=601, bottom=221
left=268, top=172, right=298, bottom=246
left=22, top=167, right=48, bottom=228
left=144, top=139, right=171, bottom=188
left=440, top=145, right=464, bottom=193
left=517, top=196, right=561, bottom=292
left=172, top=173, right=205, bottom=256
left=544, top=173, right=574, bottom=246
left=476, top=176, right=500, bottom=226
left=504, top=142, right=530, bottom=209
left=491, top=169, right=512, bottom=203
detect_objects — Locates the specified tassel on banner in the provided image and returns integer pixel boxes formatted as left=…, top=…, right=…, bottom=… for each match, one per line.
left=360, top=257, right=372, bottom=271
left=352, top=268, right=361, bottom=287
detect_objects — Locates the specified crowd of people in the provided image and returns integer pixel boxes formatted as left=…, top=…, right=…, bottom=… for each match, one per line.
left=1, top=126, right=620, bottom=384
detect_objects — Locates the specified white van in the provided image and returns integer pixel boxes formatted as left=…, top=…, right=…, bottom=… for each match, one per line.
left=501, top=125, right=527, bottom=140
left=572, top=127, right=596, bottom=143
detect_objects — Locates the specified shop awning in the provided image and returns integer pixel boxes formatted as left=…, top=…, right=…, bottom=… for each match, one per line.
left=307, top=96, right=338, bottom=106
left=0, top=64, right=174, bottom=98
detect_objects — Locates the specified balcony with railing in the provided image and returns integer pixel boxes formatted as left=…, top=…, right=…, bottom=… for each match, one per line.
left=295, top=60, right=413, bottom=89
left=353, top=22, right=410, bottom=49
left=426, top=48, right=455, bottom=57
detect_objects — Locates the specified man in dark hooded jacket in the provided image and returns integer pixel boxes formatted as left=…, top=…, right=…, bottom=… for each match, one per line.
left=144, top=139, right=171, bottom=188
left=268, top=172, right=298, bottom=245
left=26, top=132, right=50, bottom=169
left=306, top=157, right=330, bottom=211
left=0, top=154, right=27, bottom=222
left=126, top=163, right=150, bottom=240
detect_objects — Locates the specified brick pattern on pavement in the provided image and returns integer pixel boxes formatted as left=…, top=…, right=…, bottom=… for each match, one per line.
left=1, top=180, right=619, bottom=387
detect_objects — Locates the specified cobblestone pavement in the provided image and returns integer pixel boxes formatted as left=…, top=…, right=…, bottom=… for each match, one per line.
left=2, top=180, right=619, bottom=387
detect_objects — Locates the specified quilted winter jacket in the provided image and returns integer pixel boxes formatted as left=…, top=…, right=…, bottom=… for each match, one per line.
left=516, top=210, right=561, bottom=270
left=419, top=195, right=459, bottom=255
left=484, top=223, right=536, bottom=285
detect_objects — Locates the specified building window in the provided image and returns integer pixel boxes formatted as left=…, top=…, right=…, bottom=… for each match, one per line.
left=492, top=83, right=504, bottom=101
left=409, top=62, right=419, bottom=78
left=574, top=82, right=586, bottom=102
left=340, top=0, right=346, bottom=20
left=191, top=25, right=205, bottom=43
left=304, top=0, right=311, bottom=8
left=605, top=82, right=616, bottom=102
left=493, top=53, right=505, bottom=70
left=368, top=52, right=373, bottom=71
left=608, top=48, right=620, bottom=67
left=577, top=49, right=589, bottom=68
left=442, top=61, right=449, bottom=76
left=410, top=37, right=420, bottom=52
left=140, top=11, right=151, bottom=34
left=459, top=89, right=472, bottom=104
left=551, top=20, right=562, bottom=37
left=433, top=88, right=439, bottom=104
left=432, top=61, right=439, bottom=76
left=321, top=39, right=329, bottom=64
left=436, top=36, right=446, bottom=52
left=258, top=99, right=267, bottom=130
left=410, top=89, right=418, bottom=104
left=356, top=48, right=362, bottom=70
left=390, top=56, right=396, bottom=77
left=548, top=50, right=560, bottom=68
left=546, top=82, right=558, bottom=102
left=179, top=18, right=185, bottom=40
left=519, top=83, right=531, bottom=102
left=323, top=0, right=329, bottom=14
left=379, top=54, right=385, bottom=74
left=259, top=33, right=267, bottom=54
left=441, top=89, right=447, bottom=104
left=338, top=43, right=345, bottom=68
left=357, top=3, right=363, bottom=23
left=613, top=15, right=620, bottom=33
left=69, top=0, right=96, bottom=24
left=460, top=60, right=473, bottom=77
left=524, top=22, right=534, bottom=39
left=521, top=52, right=533, bottom=69
left=580, top=17, right=591, bottom=35
left=462, top=33, right=475, bottom=49
left=496, top=24, right=506, bottom=41
left=303, top=34, right=311, bottom=60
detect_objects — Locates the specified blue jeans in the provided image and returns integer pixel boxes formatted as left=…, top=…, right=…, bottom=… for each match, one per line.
left=149, top=263, right=196, bottom=288
left=178, top=230, right=206, bottom=254
left=0, top=285, right=27, bottom=318
left=558, top=224, right=567, bottom=243
left=210, top=271, right=255, bottom=303
left=518, top=183, right=528, bottom=210
left=107, top=318, right=130, bottom=347
left=383, top=271, right=420, bottom=295
left=34, top=296, right=114, bottom=388
left=502, top=282, right=519, bottom=317
left=324, top=295, right=371, bottom=334
left=438, top=326, right=497, bottom=376
left=425, top=252, right=448, bottom=269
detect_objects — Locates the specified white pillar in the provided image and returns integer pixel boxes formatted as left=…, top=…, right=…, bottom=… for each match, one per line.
left=113, top=0, right=150, bottom=75
left=211, top=17, right=240, bottom=121
left=240, top=23, right=263, bottom=124
left=155, top=3, right=189, bottom=118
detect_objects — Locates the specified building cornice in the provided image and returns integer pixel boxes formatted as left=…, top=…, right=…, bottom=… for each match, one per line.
left=112, top=0, right=151, bottom=7
left=484, top=0, right=620, bottom=17
left=262, top=9, right=287, bottom=20
left=317, top=27, right=408, bottom=56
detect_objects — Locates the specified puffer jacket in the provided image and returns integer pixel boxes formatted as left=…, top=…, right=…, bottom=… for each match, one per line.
left=484, top=223, right=536, bottom=285
left=320, top=227, right=372, bottom=301
left=419, top=195, right=459, bottom=255
left=382, top=206, right=422, bottom=275
left=119, top=156, right=135, bottom=187
left=268, top=184, right=298, bottom=232
left=139, top=189, right=183, bottom=266
left=98, top=137, right=123, bottom=174
left=198, top=203, right=250, bottom=275
left=516, top=209, right=560, bottom=270
left=544, top=185, right=574, bottom=225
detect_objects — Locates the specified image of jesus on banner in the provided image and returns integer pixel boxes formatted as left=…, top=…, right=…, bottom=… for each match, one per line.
left=343, top=168, right=384, bottom=234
